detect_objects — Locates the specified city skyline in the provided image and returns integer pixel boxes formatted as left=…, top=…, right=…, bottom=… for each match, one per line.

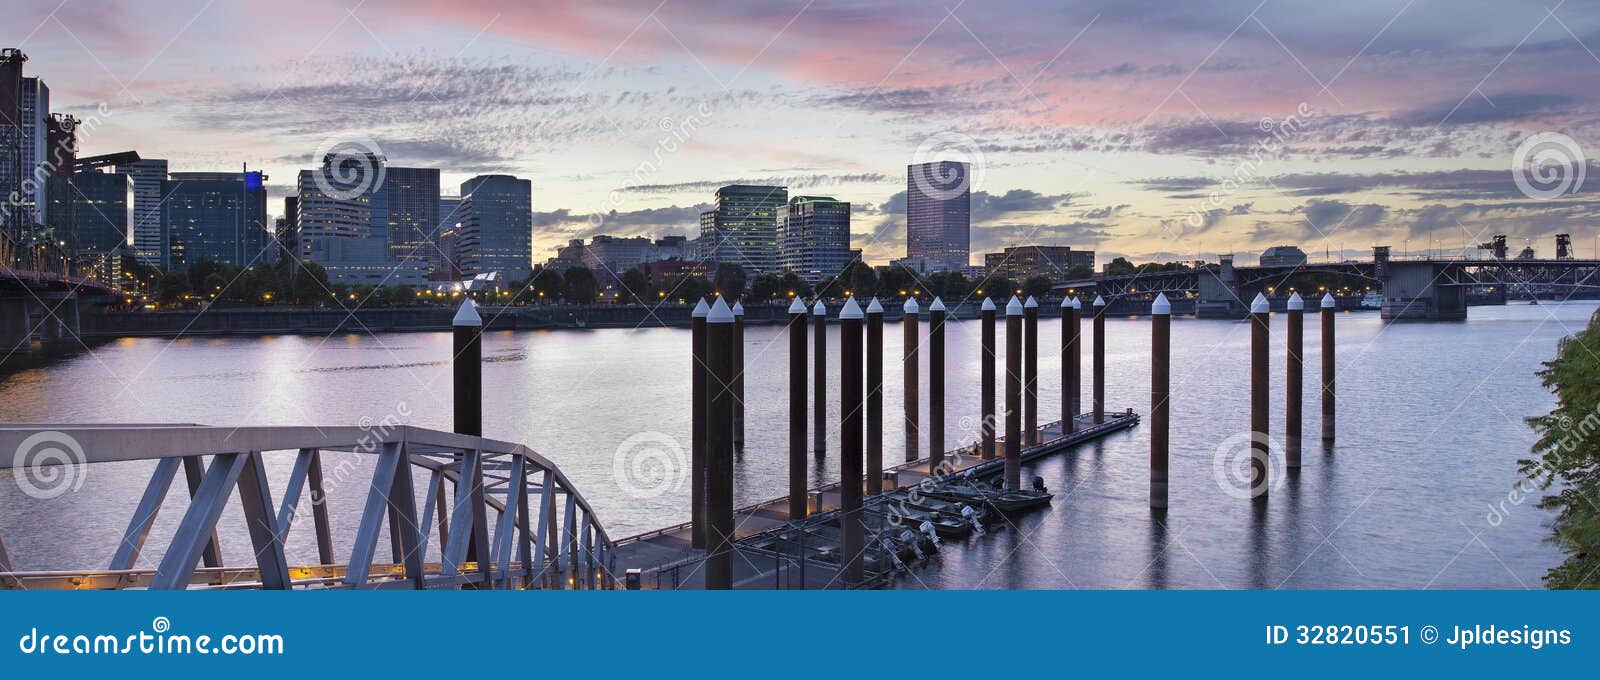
left=7, top=1, right=1599, bottom=268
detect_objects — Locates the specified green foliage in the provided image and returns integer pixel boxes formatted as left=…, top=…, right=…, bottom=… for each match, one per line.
left=1521, top=308, right=1600, bottom=588
left=1023, top=275, right=1054, bottom=299
left=780, top=272, right=815, bottom=300
left=620, top=268, right=653, bottom=303
left=156, top=271, right=190, bottom=302
left=749, top=273, right=785, bottom=301
left=563, top=266, right=599, bottom=304
left=530, top=268, right=564, bottom=301
left=714, top=262, right=748, bottom=299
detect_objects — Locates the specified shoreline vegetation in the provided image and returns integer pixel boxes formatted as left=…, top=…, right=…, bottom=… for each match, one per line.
left=1522, top=306, right=1600, bottom=589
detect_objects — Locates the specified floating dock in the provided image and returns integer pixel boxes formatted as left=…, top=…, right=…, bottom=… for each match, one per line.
left=611, top=410, right=1139, bottom=589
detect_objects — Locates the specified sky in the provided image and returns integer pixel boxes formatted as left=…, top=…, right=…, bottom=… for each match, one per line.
left=10, top=0, right=1600, bottom=267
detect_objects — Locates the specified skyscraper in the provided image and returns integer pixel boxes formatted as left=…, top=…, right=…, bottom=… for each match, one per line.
left=17, top=76, right=48, bottom=226
left=0, top=48, right=29, bottom=237
left=116, top=158, right=167, bottom=267
left=66, top=170, right=133, bottom=254
left=294, top=152, right=379, bottom=258
left=435, top=195, right=461, bottom=278
left=777, top=195, right=851, bottom=282
left=458, top=175, right=532, bottom=276
left=905, top=161, right=970, bottom=272
left=700, top=184, right=786, bottom=274
left=382, top=166, right=440, bottom=264
left=161, top=170, right=268, bottom=269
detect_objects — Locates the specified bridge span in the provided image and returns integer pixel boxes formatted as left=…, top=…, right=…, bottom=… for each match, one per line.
left=1054, top=248, right=1600, bottom=320
left=2, top=264, right=122, bottom=353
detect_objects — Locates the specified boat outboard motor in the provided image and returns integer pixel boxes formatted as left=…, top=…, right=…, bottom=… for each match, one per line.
left=882, top=537, right=907, bottom=570
left=1032, top=476, right=1048, bottom=493
left=918, top=520, right=942, bottom=548
left=899, top=529, right=925, bottom=559
left=960, top=503, right=986, bottom=535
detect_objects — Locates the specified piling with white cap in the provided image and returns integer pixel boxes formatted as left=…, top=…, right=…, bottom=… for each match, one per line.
left=1004, top=296, right=1025, bottom=490
left=452, top=298, right=486, bottom=570
left=787, top=297, right=808, bottom=519
left=1150, top=293, right=1171, bottom=509
left=690, top=298, right=710, bottom=548
left=903, top=297, right=920, bottom=463
left=838, top=296, right=865, bottom=586
left=1092, top=295, right=1107, bottom=425
left=732, top=300, right=745, bottom=452
left=1249, top=292, right=1270, bottom=498
left=812, top=300, right=827, bottom=458
left=980, top=298, right=997, bottom=459
left=1023, top=296, right=1040, bottom=445
left=866, top=298, right=885, bottom=494
left=1321, top=292, right=1336, bottom=443
left=704, top=297, right=736, bottom=589
left=1286, top=292, right=1304, bottom=468
left=928, top=297, right=947, bottom=472
left=1063, top=296, right=1081, bottom=433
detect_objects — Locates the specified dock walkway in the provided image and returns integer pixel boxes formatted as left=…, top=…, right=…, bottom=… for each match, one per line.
left=611, top=410, right=1140, bottom=589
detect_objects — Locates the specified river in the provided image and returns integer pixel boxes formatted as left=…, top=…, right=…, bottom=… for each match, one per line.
left=0, top=301, right=1584, bottom=588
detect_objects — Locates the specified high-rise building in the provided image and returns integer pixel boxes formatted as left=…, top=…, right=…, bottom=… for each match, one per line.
left=17, top=76, right=48, bottom=226
left=280, top=195, right=299, bottom=260
left=116, top=158, right=167, bottom=266
left=699, top=184, right=786, bottom=275
left=161, top=170, right=268, bottom=269
left=1258, top=245, right=1308, bottom=267
left=906, top=161, right=970, bottom=272
left=458, top=175, right=532, bottom=277
left=777, top=195, right=851, bottom=282
left=66, top=170, right=133, bottom=254
left=983, top=245, right=1095, bottom=281
left=434, top=195, right=462, bottom=278
left=382, top=167, right=440, bottom=265
left=294, top=152, right=379, bottom=258
left=1, top=48, right=30, bottom=237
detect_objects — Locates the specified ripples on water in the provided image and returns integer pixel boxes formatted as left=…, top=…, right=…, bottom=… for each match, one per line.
left=0, top=302, right=1586, bottom=588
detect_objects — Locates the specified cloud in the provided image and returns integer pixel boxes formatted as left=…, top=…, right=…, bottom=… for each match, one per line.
left=616, top=173, right=890, bottom=194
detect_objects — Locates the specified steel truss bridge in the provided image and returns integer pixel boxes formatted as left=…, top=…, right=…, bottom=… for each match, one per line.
left=1054, top=255, right=1600, bottom=319
left=0, top=424, right=615, bottom=590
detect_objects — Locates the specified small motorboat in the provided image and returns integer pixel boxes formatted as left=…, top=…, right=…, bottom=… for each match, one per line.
left=920, top=482, right=1054, bottom=514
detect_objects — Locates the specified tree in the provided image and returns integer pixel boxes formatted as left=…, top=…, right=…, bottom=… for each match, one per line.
left=714, top=262, right=748, bottom=300
left=1104, top=257, right=1137, bottom=276
left=660, top=273, right=712, bottom=303
left=841, top=259, right=878, bottom=298
left=157, top=271, right=191, bottom=303
left=1063, top=264, right=1095, bottom=280
left=1024, top=275, right=1054, bottom=300
left=563, top=266, right=599, bottom=303
left=749, top=272, right=785, bottom=301
left=1521, top=308, right=1600, bottom=588
left=531, top=268, right=563, bottom=302
left=620, top=268, right=653, bottom=303
left=877, top=266, right=918, bottom=299
left=779, top=272, right=814, bottom=299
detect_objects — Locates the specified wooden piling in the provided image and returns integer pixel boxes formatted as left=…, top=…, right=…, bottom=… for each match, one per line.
left=1250, top=293, right=1270, bottom=498
left=866, top=298, right=885, bottom=494
left=903, top=298, right=920, bottom=463
left=690, top=299, right=709, bottom=549
left=1004, top=297, right=1024, bottom=490
left=838, top=297, right=865, bottom=586
left=1093, top=295, right=1107, bottom=425
left=1151, top=293, right=1171, bottom=509
left=1063, top=296, right=1080, bottom=433
left=454, top=299, right=484, bottom=566
left=787, top=297, right=808, bottom=519
left=929, top=297, right=947, bottom=473
left=981, top=298, right=997, bottom=460
left=732, top=300, right=745, bottom=452
left=813, top=300, right=827, bottom=458
left=1024, top=296, right=1039, bottom=445
left=1286, top=292, right=1304, bottom=468
left=1321, top=292, right=1336, bottom=443
left=705, top=298, right=736, bottom=589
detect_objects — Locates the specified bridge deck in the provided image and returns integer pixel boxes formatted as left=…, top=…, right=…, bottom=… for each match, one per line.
left=612, top=411, right=1140, bottom=589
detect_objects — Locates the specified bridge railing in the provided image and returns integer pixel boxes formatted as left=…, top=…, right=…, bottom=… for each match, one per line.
left=0, top=423, right=615, bottom=590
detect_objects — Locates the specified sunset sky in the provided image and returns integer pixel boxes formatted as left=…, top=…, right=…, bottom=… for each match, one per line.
left=10, top=0, right=1600, bottom=266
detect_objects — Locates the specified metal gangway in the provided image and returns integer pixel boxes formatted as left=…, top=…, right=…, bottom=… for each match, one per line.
left=0, top=424, right=615, bottom=590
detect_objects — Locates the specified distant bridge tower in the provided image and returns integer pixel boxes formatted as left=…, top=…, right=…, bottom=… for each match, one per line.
left=1556, top=233, right=1572, bottom=260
